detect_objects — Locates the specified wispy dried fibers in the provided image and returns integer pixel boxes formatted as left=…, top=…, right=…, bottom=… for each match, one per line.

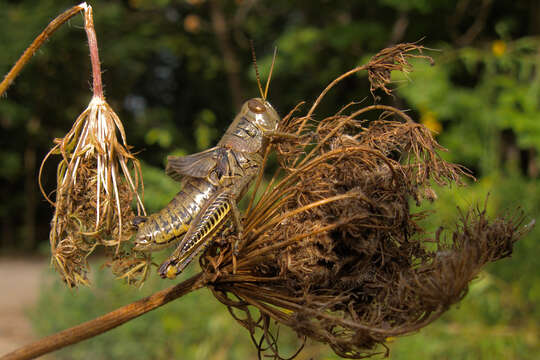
left=197, top=44, right=530, bottom=359
left=206, top=112, right=528, bottom=359
left=39, top=96, right=148, bottom=287
left=366, top=41, right=434, bottom=96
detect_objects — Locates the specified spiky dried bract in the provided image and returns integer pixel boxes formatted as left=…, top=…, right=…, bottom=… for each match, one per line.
left=40, top=96, right=147, bottom=287
left=106, top=251, right=152, bottom=286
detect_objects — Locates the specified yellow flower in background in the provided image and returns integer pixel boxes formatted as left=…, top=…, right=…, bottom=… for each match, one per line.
left=184, top=14, right=201, bottom=33
left=492, top=40, right=507, bottom=57
left=420, top=110, right=442, bottom=134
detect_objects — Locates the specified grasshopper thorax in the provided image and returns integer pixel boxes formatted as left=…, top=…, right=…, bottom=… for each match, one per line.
left=218, top=97, right=280, bottom=154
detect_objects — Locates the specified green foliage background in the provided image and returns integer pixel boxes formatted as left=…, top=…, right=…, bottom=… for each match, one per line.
left=1, top=0, right=539, bottom=358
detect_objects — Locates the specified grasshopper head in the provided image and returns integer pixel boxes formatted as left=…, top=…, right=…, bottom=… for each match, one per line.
left=247, top=46, right=279, bottom=133
left=244, top=97, right=279, bottom=133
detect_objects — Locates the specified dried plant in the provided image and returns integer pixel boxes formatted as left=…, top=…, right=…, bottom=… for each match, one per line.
left=37, top=5, right=148, bottom=287
left=186, top=44, right=531, bottom=359
left=39, top=95, right=148, bottom=287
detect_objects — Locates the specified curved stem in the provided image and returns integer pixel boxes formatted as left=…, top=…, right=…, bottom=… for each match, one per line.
left=296, top=64, right=368, bottom=135
left=0, top=273, right=205, bottom=360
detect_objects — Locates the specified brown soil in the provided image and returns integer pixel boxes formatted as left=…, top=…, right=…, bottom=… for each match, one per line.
left=0, top=257, right=49, bottom=357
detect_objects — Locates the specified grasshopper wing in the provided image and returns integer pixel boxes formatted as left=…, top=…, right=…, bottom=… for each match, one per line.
left=166, top=147, right=223, bottom=181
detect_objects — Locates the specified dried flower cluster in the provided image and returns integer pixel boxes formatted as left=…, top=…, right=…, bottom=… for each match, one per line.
left=205, top=108, right=528, bottom=359
left=40, top=96, right=149, bottom=287
left=194, top=45, right=531, bottom=359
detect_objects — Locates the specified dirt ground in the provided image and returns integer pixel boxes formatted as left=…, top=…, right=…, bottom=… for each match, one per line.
left=0, top=257, right=50, bottom=357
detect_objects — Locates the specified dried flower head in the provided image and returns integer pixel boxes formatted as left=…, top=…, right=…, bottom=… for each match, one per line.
left=189, top=44, right=531, bottom=359
left=366, top=41, right=434, bottom=96
left=40, top=96, right=148, bottom=287
left=201, top=104, right=528, bottom=359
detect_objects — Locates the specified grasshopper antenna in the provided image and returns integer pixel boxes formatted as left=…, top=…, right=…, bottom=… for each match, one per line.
left=263, top=47, right=277, bottom=101
left=250, top=40, right=265, bottom=100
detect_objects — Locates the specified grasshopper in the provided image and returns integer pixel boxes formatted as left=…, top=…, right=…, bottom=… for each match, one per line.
left=133, top=51, right=284, bottom=279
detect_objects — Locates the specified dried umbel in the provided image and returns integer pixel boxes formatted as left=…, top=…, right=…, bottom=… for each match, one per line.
left=203, top=108, right=528, bottom=359
left=40, top=96, right=148, bottom=287
left=191, top=45, right=531, bottom=359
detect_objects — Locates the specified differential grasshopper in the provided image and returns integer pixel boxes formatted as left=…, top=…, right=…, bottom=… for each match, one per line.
left=133, top=52, right=283, bottom=279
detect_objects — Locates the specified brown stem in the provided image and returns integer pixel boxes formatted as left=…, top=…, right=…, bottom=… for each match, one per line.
left=0, top=273, right=205, bottom=360
left=209, top=0, right=244, bottom=108
left=295, top=64, right=368, bottom=136
left=250, top=192, right=358, bottom=238
left=0, top=3, right=86, bottom=97
left=84, top=5, right=104, bottom=99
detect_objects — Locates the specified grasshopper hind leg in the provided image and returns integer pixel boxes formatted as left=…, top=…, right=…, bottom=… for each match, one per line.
left=158, top=191, right=233, bottom=279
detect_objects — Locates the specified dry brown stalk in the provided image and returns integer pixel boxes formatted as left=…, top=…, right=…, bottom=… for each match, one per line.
left=0, top=273, right=206, bottom=360
left=0, top=3, right=87, bottom=97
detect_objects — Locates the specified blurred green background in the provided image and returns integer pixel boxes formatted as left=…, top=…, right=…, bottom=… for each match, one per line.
left=1, top=0, right=539, bottom=358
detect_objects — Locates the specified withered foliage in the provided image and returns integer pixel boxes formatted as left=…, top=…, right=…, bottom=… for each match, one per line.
left=40, top=96, right=149, bottom=287
left=191, top=44, right=531, bottom=359
left=366, top=41, right=434, bottom=97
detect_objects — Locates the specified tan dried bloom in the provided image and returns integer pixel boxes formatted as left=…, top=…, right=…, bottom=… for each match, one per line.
left=40, top=96, right=147, bottom=287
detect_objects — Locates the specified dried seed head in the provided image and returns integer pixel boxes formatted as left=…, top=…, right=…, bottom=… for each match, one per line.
left=196, top=44, right=528, bottom=359
left=366, top=41, right=434, bottom=97
left=205, top=107, right=528, bottom=359
left=40, top=96, right=147, bottom=287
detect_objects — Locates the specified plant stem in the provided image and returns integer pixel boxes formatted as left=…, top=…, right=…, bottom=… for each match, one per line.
left=83, top=5, right=104, bottom=99
left=0, top=3, right=86, bottom=97
left=0, top=273, right=205, bottom=360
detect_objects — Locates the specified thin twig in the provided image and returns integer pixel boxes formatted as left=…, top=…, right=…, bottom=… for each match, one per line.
left=83, top=5, right=104, bottom=99
left=295, top=64, right=368, bottom=135
left=0, top=3, right=87, bottom=97
left=0, top=273, right=205, bottom=360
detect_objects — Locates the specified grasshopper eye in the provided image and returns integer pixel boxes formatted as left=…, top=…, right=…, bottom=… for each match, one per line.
left=248, top=99, right=265, bottom=114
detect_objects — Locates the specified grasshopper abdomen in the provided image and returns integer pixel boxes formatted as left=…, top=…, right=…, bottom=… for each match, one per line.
left=133, top=177, right=217, bottom=251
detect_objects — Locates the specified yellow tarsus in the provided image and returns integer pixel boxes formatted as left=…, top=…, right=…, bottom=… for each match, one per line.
left=166, top=265, right=178, bottom=279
